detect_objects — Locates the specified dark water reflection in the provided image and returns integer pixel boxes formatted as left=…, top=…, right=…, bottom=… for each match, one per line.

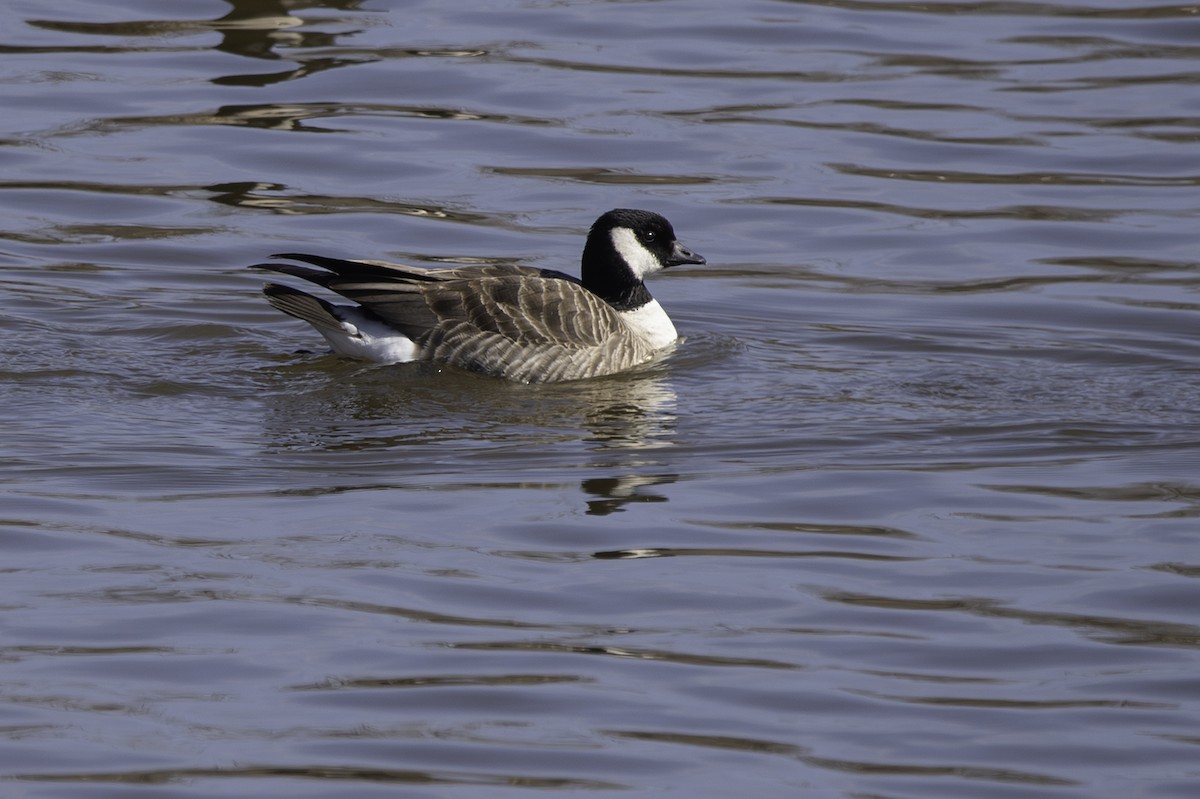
left=3, top=0, right=1200, bottom=797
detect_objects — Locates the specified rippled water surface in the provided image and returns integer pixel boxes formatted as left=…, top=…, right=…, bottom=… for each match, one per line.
left=3, top=1, right=1200, bottom=797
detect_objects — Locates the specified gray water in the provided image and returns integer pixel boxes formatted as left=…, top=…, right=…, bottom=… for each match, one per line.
left=3, top=1, right=1200, bottom=797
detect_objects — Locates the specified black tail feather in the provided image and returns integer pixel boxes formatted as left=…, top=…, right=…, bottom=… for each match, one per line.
left=250, top=262, right=337, bottom=287
left=261, top=283, right=348, bottom=335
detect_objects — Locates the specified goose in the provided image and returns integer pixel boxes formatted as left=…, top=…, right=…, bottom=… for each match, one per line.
left=251, top=208, right=706, bottom=383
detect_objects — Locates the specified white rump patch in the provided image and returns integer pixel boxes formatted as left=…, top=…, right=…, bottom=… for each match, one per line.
left=609, top=227, right=663, bottom=279
left=320, top=306, right=418, bottom=364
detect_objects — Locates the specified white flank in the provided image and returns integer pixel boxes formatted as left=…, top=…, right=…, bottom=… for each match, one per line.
left=618, top=299, right=678, bottom=350
left=320, top=307, right=418, bottom=363
left=608, top=227, right=662, bottom=279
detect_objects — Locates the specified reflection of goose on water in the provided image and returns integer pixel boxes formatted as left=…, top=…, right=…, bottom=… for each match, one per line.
left=252, top=209, right=705, bottom=383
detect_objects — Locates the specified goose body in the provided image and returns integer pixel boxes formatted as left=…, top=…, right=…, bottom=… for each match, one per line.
left=252, top=209, right=705, bottom=383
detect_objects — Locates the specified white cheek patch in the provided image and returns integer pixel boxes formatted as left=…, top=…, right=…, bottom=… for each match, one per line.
left=609, top=227, right=662, bottom=279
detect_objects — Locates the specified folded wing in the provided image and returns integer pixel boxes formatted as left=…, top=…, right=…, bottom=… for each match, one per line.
left=253, top=254, right=655, bottom=382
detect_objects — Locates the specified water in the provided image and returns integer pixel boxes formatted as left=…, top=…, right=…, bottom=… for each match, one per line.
left=3, top=0, right=1200, bottom=796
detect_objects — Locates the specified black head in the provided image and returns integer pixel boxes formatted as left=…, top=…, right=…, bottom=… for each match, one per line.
left=581, top=208, right=705, bottom=309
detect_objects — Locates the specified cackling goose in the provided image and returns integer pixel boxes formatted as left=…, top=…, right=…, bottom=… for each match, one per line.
left=252, top=208, right=705, bottom=383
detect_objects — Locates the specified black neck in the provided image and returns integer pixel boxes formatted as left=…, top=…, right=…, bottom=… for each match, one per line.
left=581, top=239, right=652, bottom=311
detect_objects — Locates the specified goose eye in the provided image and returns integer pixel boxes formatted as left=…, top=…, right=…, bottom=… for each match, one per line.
left=643, top=230, right=657, bottom=243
